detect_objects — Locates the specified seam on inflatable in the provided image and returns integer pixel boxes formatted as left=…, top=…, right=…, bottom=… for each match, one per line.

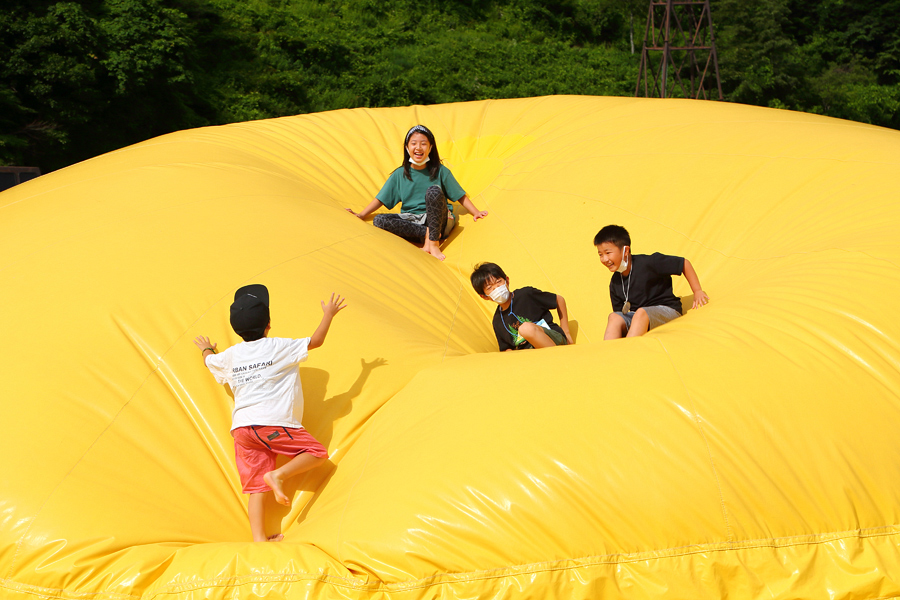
left=655, top=337, right=734, bottom=542
left=2, top=527, right=898, bottom=599
left=0, top=577, right=140, bottom=599
left=143, top=527, right=900, bottom=595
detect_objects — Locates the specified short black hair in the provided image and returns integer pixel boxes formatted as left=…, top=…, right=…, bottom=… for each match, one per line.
left=239, top=325, right=268, bottom=342
left=593, top=225, right=631, bottom=248
left=470, top=262, right=508, bottom=295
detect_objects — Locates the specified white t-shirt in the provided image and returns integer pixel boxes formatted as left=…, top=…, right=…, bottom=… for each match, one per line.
left=204, top=337, right=310, bottom=431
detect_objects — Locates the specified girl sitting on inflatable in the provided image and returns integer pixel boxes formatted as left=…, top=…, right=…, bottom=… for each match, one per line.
left=347, top=124, right=488, bottom=261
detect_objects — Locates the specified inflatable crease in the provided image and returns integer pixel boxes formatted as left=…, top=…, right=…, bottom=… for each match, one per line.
left=4, top=528, right=899, bottom=600
left=139, top=526, right=900, bottom=593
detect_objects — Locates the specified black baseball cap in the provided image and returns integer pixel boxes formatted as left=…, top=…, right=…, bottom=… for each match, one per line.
left=230, top=284, right=270, bottom=341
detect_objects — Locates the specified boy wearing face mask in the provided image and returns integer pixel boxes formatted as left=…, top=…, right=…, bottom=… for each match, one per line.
left=594, top=225, right=709, bottom=340
left=471, top=262, right=574, bottom=351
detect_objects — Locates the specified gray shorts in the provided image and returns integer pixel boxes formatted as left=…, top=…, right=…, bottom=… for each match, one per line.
left=617, top=305, right=681, bottom=332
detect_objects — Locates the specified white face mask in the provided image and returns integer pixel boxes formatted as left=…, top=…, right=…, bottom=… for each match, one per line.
left=616, top=246, right=630, bottom=273
left=488, top=283, right=510, bottom=303
left=408, top=155, right=430, bottom=166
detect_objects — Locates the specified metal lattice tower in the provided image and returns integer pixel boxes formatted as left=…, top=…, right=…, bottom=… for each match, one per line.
left=635, top=0, right=723, bottom=100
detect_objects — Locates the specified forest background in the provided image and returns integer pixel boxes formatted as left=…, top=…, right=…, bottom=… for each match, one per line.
left=2, top=0, right=899, bottom=173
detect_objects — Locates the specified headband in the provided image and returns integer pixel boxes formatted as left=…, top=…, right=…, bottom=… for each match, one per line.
left=405, top=125, right=432, bottom=144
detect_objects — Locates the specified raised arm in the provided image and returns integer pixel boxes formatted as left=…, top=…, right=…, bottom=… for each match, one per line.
left=682, top=259, right=709, bottom=309
left=458, top=195, right=488, bottom=221
left=193, top=335, right=218, bottom=362
left=309, top=293, right=348, bottom=350
left=555, top=294, right=574, bottom=344
left=346, top=198, right=384, bottom=220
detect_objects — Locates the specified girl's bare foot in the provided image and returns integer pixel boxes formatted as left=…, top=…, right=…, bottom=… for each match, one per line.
left=263, top=471, right=290, bottom=505
left=422, top=239, right=445, bottom=261
left=267, top=534, right=284, bottom=542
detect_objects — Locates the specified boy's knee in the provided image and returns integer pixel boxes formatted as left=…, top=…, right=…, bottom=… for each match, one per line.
left=517, top=322, right=540, bottom=337
left=372, top=214, right=387, bottom=229
left=607, top=312, right=625, bottom=325
left=633, top=308, right=649, bottom=322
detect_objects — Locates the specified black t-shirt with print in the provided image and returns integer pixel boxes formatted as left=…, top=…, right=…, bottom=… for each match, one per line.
left=609, top=253, right=685, bottom=314
left=492, top=286, right=562, bottom=351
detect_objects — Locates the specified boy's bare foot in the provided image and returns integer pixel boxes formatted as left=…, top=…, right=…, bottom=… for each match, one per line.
left=263, top=471, right=291, bottom=505
left=267, top=533, right=284, bottom=542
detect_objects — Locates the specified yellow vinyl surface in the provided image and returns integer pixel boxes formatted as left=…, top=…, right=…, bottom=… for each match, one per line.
left=2, top=96, right=900, bottom=599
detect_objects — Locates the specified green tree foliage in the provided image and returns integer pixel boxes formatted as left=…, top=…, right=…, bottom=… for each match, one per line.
left=715, top=0, right=807, bottom=108
left=0, top=0, right=209, bottom=169
left=0, top=0, right=897, bottom=172
left=716, top=0, right=900, bottom=126
left=203, top=0, right=636, bottom=117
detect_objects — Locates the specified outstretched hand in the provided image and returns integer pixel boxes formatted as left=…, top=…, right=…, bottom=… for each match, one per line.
left=472, top=210, right=489, bottom=221
left=309, top=294, right=347, bottom=350
left=193, top=335, right=217, bottom=352
left=692, top=291, right=710, bottom=310
left=345, top=208, right=363, bottom=219
left=321, top=293, right=348, bottom=317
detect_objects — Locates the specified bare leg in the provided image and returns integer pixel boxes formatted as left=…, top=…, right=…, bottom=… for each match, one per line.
left=263, top=453, right=327, bottom=506
left=604, top=313, right=628, bottom=340
left=248, top=493, right=269, bottom=542
left=248, top=493, right=285, bottom=541
left=517, top=322, right=556, bottom=349
left=625, top=308, right=650, bottom=337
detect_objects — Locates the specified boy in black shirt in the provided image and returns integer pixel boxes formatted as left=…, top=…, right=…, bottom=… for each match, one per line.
left=471, top=262, right=574, bottom=351
left=594, top=225, right=709, bottom=339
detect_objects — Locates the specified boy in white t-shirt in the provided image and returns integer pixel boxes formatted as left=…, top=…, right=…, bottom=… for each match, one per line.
left=193, top=284, right=346, bottom=542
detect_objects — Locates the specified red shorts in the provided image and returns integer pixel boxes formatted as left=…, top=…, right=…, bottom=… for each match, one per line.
left=231, top=426, right=328, bottom=494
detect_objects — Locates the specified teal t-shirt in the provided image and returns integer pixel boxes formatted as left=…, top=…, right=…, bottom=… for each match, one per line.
left=376, top=165, right=466, bottom=214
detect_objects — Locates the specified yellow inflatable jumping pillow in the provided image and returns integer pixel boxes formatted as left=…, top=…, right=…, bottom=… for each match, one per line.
left=1, top=96, right=899, bottom=599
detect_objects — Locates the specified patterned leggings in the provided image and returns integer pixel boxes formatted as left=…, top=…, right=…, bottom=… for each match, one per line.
left=373, top=185, right=447, bottom=242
